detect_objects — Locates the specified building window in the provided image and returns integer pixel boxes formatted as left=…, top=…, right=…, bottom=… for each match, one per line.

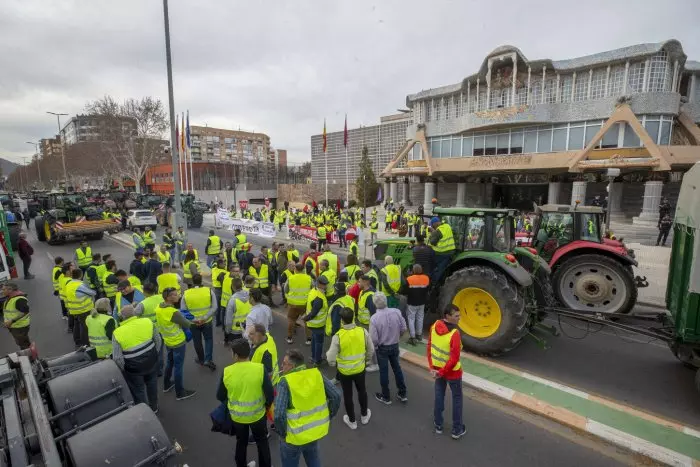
left=644, top=116, right=661, bottom=144
left=543, top=78, right=556, bottom=103
left=537, top=128, right=552, bottom=152
left=524, top=130, right=537, bottom=153
left=454, top=96, right=460, bottom=118
left=660, top=118, right=672, bottom=145
left=560, top=75, right=572, bottom=102
left=473, top=134, right=485, bottom=155
left=425, top=102, right=432, bottom=121
left=552, top=126, right=567, bottom=151
left=622, top=123, right=641, bottom=147
left=573, top=74, right=588, bottom=101
left=568, top=125, right=585, bottom=150
left=609, top=65, right=625, bottom=96
left=510, top=131, right=523, bottom=154
left=462, top=136, right=473, bottom=156
left=489, top=89, right=501, bottom=109
left=590, top=69, right=606, bottom=99
left=648, top=51, right=670, bottom=92
left=434, top=101, right=441, bottom=121
left=444, top=99, right=450, bottom=120
left=478, top=90, right=487, bottom=111
left=601, top=123, right=620, bottom=148
left=451, top=137, right=461, bottom=157
left=516, top=86, right=528, bottom=105
left=530, top=78, right=542, bottom=104
left=584, top=122, right=602, bottom=147
left=627, top=62, right=645, bottom=93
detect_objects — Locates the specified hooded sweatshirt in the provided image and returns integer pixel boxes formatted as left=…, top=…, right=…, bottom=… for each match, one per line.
left=426, top=319, right=462, bottom=380
left=224, top=289, right=250, bottom=334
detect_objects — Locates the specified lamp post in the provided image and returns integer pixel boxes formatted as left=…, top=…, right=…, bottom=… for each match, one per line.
left=25, top=141, right=42, bottom=187
left=46, top=112, right=68, bottom=186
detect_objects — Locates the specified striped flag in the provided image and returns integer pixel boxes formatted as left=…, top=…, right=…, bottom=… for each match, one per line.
left=181, top=112, right=185, bottom=153
left=322, top=118, right=327, bottom=153
left=343, top=114, right=348, bottom=147
left=186, top=110, right=191, bottom=149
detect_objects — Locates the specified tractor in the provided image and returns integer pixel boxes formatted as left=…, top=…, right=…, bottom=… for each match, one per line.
left=34, top=192, right=121, bottom=245
left=374, top=207, right=552, bottom=356
left=133, top=193, right=167, bottom=210
left=521, top=204, right=646, bottom=315
left=155, top=193, right=206, bottom=229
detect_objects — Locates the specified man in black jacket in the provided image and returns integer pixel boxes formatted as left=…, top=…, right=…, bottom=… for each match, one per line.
left=657, top=214, right=673, bottom=246
left=412, top=234, right=435, bottom=277
left=129, top=251, right=146, bottom=282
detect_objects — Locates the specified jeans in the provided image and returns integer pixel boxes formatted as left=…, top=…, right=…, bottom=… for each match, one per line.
left=206, top=254, right=217, bottom=268
left=163, top=344, right=186, bottom=396
left=406, top=304, right=425, bottom=339
left=190, top=321, right=214, bottom=363
left=213, top=288, right=222, bottom=326
left=338, top=230, right=347, bottom=247
left=376, top=344, right=407, bottom=399
left=21, top=257, right=31, bottom=278
left=431, top=253, right=453, bottom=283
left=280, top=439, right=321, bottom=467
left=168, top=248, right=176, bottom=266
left=124, top=369, right=159, bottom=411
left=310, top=328, right=325, bottom=364
left=434, top=377, right=464, bottom=433
left=338, top=370, right=368, bottom=423
left=233, top=415, right=271, bottom=467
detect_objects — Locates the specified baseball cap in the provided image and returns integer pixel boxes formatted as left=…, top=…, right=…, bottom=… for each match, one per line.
left=430, top=217, right=440, bottom=226
left=317, top=276, right=329, bottom=285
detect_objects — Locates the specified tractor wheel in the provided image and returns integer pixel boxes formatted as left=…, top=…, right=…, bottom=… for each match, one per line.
left=35, top=217, right=47, bottom=242
left=189, top=211, right=204, bottom=228
left=552, top=254, right=637, bottom=315
left=439, top=265, right=527, bottom=357
left=696, top=368, right=700, bottom=394
left=90, top=232, right=104, bottom=241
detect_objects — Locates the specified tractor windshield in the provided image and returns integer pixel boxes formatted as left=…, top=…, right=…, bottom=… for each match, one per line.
left=61, top=194, right=88, bottom=207
left=444, top=214, right=513, bottom=252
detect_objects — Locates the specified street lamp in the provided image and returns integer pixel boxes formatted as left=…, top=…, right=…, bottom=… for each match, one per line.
left=25, top=141, right=42, bottom=187
left=46, top=111, right=68, bottom=185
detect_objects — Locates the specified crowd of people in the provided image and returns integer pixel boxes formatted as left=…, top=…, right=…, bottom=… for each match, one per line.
left=1, top=209, right=466, bottom=467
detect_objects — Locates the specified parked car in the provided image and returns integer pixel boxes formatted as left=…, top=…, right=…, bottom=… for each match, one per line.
left=126, top=209, right=158, bottom=230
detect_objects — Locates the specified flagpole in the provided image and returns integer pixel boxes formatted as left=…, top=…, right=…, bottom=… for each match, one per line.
left=325, top=148, right=328, bottom=207
left=182, top=112, right=189, bottom=193
left=188, top=140, right=194, bottom=195
left=344, top=114, right=349, bottom=208
left=177, top=115, right=184, bottom=193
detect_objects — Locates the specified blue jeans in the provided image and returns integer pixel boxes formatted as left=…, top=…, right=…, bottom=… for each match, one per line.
left=310, top=328, right=325, bottom=364
left=376, top=344, right=407, bottom=399
left=164, top=343, right=186, bottom=396
left=434, top=377, right=464, bottom=433
left=168, top=248, right=176, bottom=266
left=279, top=440, right=321, bottom=467
left=191, top=322, right=214, bottom=363
left=206, top=254, right=217, bottom=268
left=431, top=253, right=453, bottom=283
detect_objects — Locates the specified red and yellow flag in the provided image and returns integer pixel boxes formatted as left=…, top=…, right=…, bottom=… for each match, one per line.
left=180, top=112, right=185, bottom=153
left=322, top=118, right=327, bottom=153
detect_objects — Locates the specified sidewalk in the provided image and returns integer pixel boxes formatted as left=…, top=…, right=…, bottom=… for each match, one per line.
left=628, top=243, right=670, bottom=308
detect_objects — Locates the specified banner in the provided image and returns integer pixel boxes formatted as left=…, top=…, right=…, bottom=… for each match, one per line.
left=216, top=208, right=275, bottom=237
left=239, top=200, right=248, bottom=210
left=289, top=225, right=359, bottom=244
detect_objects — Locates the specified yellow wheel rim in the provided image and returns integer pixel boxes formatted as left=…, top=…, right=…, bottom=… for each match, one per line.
left=44, top=221, right=51, bottom=241
left=453, top=288, right=502, bottom=338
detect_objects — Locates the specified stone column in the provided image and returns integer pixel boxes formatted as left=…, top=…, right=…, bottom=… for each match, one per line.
left=423, top=179, right=436, bottom=213
left=571, top=181, right=587, bottom=205
left=633, top=180, right=663, bottom=225
left=390, top=178, right=398, bottom=203
left=383, top=179, right=390, bottom=205
left=607, top=182, right=624, bottom=222
left=402, top=177, right=411, bottom=206
left=456, top=181, right=467, bottom=207
left=547, top=181, right=561, bottom=205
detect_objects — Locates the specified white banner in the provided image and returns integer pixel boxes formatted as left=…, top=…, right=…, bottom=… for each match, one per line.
left=216, top=208, right=276, bottom=238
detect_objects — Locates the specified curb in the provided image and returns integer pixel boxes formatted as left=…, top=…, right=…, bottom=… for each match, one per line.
left=637, top=300, right=667, bottom=310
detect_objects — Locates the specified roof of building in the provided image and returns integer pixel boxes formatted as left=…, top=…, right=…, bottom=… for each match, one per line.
left=408, top=39, right=689, bottom=102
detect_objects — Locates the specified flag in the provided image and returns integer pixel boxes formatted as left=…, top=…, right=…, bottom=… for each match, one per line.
left=322, top=118, right=327, bottom=153
left=376, top=186, right=383, bottom=203
left=343, top=114, right=348, bottom=147
left=186, top=110, right=191, bottom=149
left=175, top=114, right=180, bottom=154
left=181, top=112, right=185, bottom=153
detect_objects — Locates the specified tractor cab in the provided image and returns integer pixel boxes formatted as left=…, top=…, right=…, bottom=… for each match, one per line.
left=531, top=204, right=604, bottom=262
left=435, top=207, right=516, bottom=254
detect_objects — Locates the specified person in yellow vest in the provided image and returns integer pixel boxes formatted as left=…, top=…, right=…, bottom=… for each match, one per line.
left=210, top=258, right=226, bottom=327
left=66, top=268, right=97, bottom=348
left=316, top=224, right=327, bottom=250
left=217, top=338, right=274, bottom=467
left=101, top=259, right=119, bottom=308
left=112, top=304, right=161, bottom=413
left=325, top=281, right=355, bottom=337
left=182, top=250, right=200, bottom=289
left=157, top=263, right=182, bottom=294
left=249, top=256, right=272, bottom=303
left=428, top=304, right=466, bottom=439
left=356, top=275, right=377, bottom=337
left=369, top=219, right=379, bottom=243
left=278, top=260, right=295, bottom=306
left=273, top=348, right=341, bottom=466
left=157, top=244, right=172, bottom=269
left=318, top=244, right=339, bottom=276
left=52, top=257, right=68, bottom=320
left=136, top=283, right=166, bottom=377
left=283, top=262, right=312, bottom=345
left=116, top=269, right=142, bottom=291
left=205, top=229, right=223, bottom=268
left=428, top=216, right=456, bottom=283
left=326, top=306, right=374, bottom=429
left=233, top=228, right=246, bottom=257
left=74, top=239, right=92, bottom=274
left=302, top=275, right=329, bottom=366
left=143, top=226, right=156, bottom=250
left=224, top=278, right=250, bottom=345
left=173, top=226, right=186, bottom=267
left=86, top=297, right=116, bottom=359
left=319, top=260, right=336, bottom=299
left=348, top=238, right=359, bottom=259
left=85, top=253, right=103, bottom=297
left=113, top=279, right=145, bottom=322
left=342, top=254, right=361, bottom=288
left=360, top=259, right=379, bottom=290
left=132, top=227, right=146, bottom=251
left=2, top=282, right=31, bottom=349
left=379, top=255, right=403, bottom=309
left=181, top=273, right=217, bottom=370
left=250, top=323, right=280, bottom=387
left=157, top=287, right=196, bottom=401
left=219, top=262, right=240, bottom=329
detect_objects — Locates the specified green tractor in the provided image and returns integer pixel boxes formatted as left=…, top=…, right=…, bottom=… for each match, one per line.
left=374, top=207, right=552, bottom=356
left=155, top=193, right=206, bottom=228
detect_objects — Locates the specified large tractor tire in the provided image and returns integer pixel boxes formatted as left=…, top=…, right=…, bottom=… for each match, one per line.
left=695, top=368, right=700, bottom=394
left=439, top=265, right=528, bottom=357
left=35, top=216, right=47, bottom=242
left=552, top=254, right=637, bottom=315
left=189, top=210, right=204, bottom=228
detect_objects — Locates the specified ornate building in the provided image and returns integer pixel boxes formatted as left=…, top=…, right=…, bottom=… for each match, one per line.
left=382, top=40, right=700, bottom=224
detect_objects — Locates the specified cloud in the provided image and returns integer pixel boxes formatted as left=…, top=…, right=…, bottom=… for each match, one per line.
left=1, top=0, right=699, bottom=164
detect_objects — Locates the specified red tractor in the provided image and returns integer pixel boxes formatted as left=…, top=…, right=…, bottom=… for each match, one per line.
left=522, top=204, right=647, bottom=315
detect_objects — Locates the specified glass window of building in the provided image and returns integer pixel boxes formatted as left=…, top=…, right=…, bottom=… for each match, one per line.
left=473, top=134, right=485, bottom=155
left=627, top=62, right=645, bottom=93
left=451, top=137, right=461, bottom=157
left=584, top=122, right=602, bottom=147
left=568, top=125, right=585, bottom=150
left=537, top=128, right=552, bottom=152
left=648, top=51, right=670, bottom=92
left=468, top=92, right=477, bottom=113
left=444, top=99, right=450, bottom=120
left=560, top=75, right=573, bottom=102
left=531, top=78, right=542, bottom=104
left=429, top=139, right=438, bottom=158
left=524, top=130, right=537, bottom=153
left=478, top=90, right=487, bottom=111
left=573, top=74, right=588, bottom=101
left=660, top=119, right=672, bottom=145
left=454, top=95, right=461, bottom=118
left=590, top=69, right=606, bottom=99
left=484, top=134, right=497, bottom=155
left=601, top=123, right=620, bottom=148
left=462, top=136, right=473, bottom=157
left=497, top=133, right=509, bottom=154
left=425, top=102, right=432, bottom=121
left=609, top=65, right=625, bottom=96
left=544, top=78, right=557, bottom=103
left=622, top=123, right=641, bottom=147
left=644, top=117, right=661, bottom=144
left=510, top=131, right=523, bottom=153
left=517, top=86, right=528, bottom=105
left=552, top=126, right=567, bottom=150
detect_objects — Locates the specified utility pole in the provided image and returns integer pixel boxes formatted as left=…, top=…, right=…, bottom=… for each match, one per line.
left=20, top=156, right=28, bottom=191
left=46, top=111, right=68, bottom=186
left=26, top=141, right=42, bottom=187
left=162, top=0, right=183, bottom=231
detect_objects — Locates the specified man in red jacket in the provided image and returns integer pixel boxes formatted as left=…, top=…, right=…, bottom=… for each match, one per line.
left=427, top=304, right=466, bottom=439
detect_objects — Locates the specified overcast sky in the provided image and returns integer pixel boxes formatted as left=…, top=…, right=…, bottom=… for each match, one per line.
left=2, top=0, right=699, bottom=165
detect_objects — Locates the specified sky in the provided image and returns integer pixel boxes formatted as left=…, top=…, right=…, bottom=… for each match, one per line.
left=2, top=0, right=700, bottom=165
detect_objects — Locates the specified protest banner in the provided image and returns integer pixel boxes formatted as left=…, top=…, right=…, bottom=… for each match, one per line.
left=215, top=209, right=275, bottom=237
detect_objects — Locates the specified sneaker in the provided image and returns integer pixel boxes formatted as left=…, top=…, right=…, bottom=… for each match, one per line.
left=434, top=424, right=443, bottom=434
left=407, top=337, right=416, bottom=346
left=305, top=338, right=312, bottom=346
left=451, top=426, right=467, bottom=439
left=397, top=394, right=408, bottom=403
left=61, top=316, right=68, bottom=321
left=365, top=364, right=379, bottom=373
left=247, top=462, right=256, bottom=467
left=176, top=389, right=197, bottom=401
left=204, top=361, right=217, bottom=371
left=286, top=337, right=293, bottom=344
left=374, top=393, right=392, bottom=405
left=343, top=415, right=358, bottom=430
left=360, top=409, right=372, bottom=425
left=163, top=382, right=175, bottom=393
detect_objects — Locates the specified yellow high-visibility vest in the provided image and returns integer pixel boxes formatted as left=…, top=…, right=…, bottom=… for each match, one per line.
left=248, top=264, right=269, bottom=288
left=183, top=260, right=201, bottom=280
left=157, top=250, right=171, bottom=266
left=183, top=286, right=213, bottom=324
left=65, top=280, right=93, bottom=316
left=282, top=368, right=330, bottom=445
left=305, top=289, right=328, bottom=328
left=51, top=266, right=62, bottom=291
left=336, top=326, right=366, bottom=375
left=211, top=266, right=225, bottom=288
left=381, top=264, right=401, bottom=294
left=140, top=294, right=164, bottom=323
left=86, top=313, right=114, bottom=358
left=320, top=269, right=336, bottom=298
left=3, top=296, right=30, bottom=328
left=207, top=235, right=221, bottom=255
left=326, top=295, right=355, bottom=336
left=251, top=333, right=280, bottom=385
left=102, top=273, right=117, bottom=298
left=157, top=272, right=181, bottom=294
left=224, top=362, right=266, bottom=423
left=75, top=247, right=92, bottom=268
left=429, top=323, right=462, bottom=371
left=287, top=274, right=312, bottom=306
left=432, top=223, right=455, bottom=253
left=156, top=305, right=186, bottom=348
left=357, top=290, right=374, bottom=325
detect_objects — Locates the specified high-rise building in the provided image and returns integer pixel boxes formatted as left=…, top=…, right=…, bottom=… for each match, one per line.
left=310, top=114, right=410, bottom=184
left=60, top=115, right=137, bottom=146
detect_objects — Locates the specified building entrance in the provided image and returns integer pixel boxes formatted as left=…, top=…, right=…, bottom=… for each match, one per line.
left=493, top=184, right=548, bottom=212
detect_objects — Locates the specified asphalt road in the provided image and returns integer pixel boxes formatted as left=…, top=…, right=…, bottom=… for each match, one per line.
left=0, top=225, right=634, bottom=467
left=184, top=225, right=700, bottom=427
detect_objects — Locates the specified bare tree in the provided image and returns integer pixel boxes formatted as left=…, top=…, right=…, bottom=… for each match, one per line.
left=85, top=95, right=167, bottom=192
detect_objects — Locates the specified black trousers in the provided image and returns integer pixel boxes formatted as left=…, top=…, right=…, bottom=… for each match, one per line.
left=72, top=312, right=89, bottom=347
left=232, top=415, right=271, bottom=467
left=9, top=326, right=31, bottom=349
left=21, top=257, right=31, bottom=278
left=338, top=370, right=368, bottom=423
left=657, top=229, right=670, bottom=246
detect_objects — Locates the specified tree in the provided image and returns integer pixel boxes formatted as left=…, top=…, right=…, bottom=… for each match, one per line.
left=355, top=145, right=379, bottom=208
left=85, top=95, right=168, bottom=192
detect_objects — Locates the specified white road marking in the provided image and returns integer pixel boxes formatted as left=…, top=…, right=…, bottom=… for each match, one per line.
left=682, top=426, right=700, bottom=439
left=46, top=251, right=54, bottom=261
left=519, top=371, right=591, bottom=399
left=462, top=373, right=516, bottom=401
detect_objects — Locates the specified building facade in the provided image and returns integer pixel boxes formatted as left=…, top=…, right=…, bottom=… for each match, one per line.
left=310, top=113, right=410, bottom=186
left=382, top=40, right=700, bottom=224
left=60, top=115, right=137, bottom=146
